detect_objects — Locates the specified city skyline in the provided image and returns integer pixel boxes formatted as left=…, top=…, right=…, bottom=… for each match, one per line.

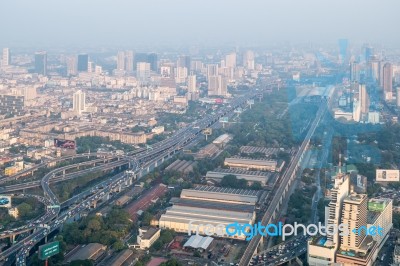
left=1, top=0, right=400, bottom=48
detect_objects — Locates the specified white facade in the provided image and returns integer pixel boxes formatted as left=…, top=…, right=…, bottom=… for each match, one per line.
left=73, top=90, right=86, bottom=115
left=188, top=75, right=196, bottom=93
left=2, top=48, right=10, bottom=67
left=137, top=62, right=151, bottom=82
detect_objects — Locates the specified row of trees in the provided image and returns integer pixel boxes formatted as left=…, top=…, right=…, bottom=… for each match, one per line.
left=61, top=207, right=132, bottom=250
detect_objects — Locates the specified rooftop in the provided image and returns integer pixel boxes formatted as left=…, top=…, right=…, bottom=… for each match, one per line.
left=191, top=185, right=260, bottom=197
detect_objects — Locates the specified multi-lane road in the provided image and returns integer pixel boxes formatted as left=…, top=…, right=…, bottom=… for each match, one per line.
left=0, top=90, right=258, bottom=265
left=239, top=101, right=328, bottom=266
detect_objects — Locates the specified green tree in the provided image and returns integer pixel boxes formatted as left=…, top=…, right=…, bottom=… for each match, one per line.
left=17, top=203, right=33, bottom=219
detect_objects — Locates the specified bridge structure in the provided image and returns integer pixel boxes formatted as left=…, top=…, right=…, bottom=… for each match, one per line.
left=239, top=101, right=328, bottom=266
left=0, top=86, right=265, bottom=266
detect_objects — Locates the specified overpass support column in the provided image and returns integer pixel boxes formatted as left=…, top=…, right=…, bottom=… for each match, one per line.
left=10, top=234, right=15, bottom=244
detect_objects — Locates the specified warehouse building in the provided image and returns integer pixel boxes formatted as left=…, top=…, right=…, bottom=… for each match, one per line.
left=205, top=168, right=275, bottom=187
left=159, top=186, right=259, bottom=240
left=224, top=157, right=285, bottom=172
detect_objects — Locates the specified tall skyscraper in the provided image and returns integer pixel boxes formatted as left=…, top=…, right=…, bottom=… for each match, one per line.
left=243, top=50, right=255, bottom=70
left=73, top=90, right=86, bottom=115
left=365, top=46, right=374, bottom=63
left=340, top=193, right=368, bottom=249
left=177, top=55, right=191, bottom=72
left=77, top=54, right=89, bottom=72
left=327, top=173, right=350, bottom=248
left=2, top=48, right=11, bottom=67
left=117, top=51, right=126, bottom=71
left=175, top=67, right=188, bottom=84
left=397, top=87, right=400, bottom=107
left=66, top=56, right=77, bottom=76
left=367, top=56, right=380, bottom=82
left=188, top=75, right=196, bottom=93
left=208, top=75, right=227, bottom=96
left=207, top=64, right=218, bottom=80
left=147, top=53, right=158, bottom=71
left=125, top=50, right=134, bottom=73
left=350, top=62, right=360, bottom=82
left=88, top=61, right=95, bottom=73
left=136, top=62, right=151, bottom=82
left=359, top=84, right=369, bottom=114
left=225, top=52, right=237, bottom=68
left=383, top=63, right=393, bottom=101
left=34, top=51, right=47, bottom=76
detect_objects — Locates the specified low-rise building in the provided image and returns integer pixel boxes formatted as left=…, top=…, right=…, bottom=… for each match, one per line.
left=224, top=157, right=284, bottom=172
left=137, top=227, right=161, bottom=249
left=66, top=243, right=106, bottom=263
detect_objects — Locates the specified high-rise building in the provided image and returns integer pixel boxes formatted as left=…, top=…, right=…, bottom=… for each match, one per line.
left=0, top=94, right=24, bottom=117
left=207, top=64, right=218, bottom=80
left=125, top=50, right=134, bottom=73
left=350, top=62, right=360, bottom=82
left=34, top=51, right=47, bottom=76
left=136, top=62, right=151, bottom=82
left=225, top=52, right=237, bottom=68
left=175, top=67, right=188, bottom=84
left=177, top=55, right=191, bottom=72
left=208, top=75, right=227, bottom=96
left=147, top=53, right=158, bottom=71
left=327, top=173, right=350, bottom=248
left=365, top=46, right=374, bottom=63
left=88, top=61, right=95, bottom=73
left=2, top=48, right=11, bottom=67
left=77, top=54, right=89, bottom=72
left=340, top=193, right=368, bottom=249
left=117, top=51, right=125, bottom=71
left=367, top=56, right=380, bottom=82
left=383, top=63, right=393, bottom=101
left=359, top=84, right=369, bottom=114
left=336, top=193, right=378, bottom=266
left=367, top=198, right=393, bottom=251
left=188, top=75, right=196, bottom=93
left=307, top=172, right=350, bottom=266
left=66, top=56, right=77, bottom=76
left=243, top=50, right=255, bottom=70
left=72, top=90, right=86, bottom=115
left=397, top=87, right=400, bottom=107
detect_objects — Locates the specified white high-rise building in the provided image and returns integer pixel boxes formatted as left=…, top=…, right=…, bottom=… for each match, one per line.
left=225, top=52, right=236, bottom=68
left=367, top=198, right=393, bottom=252
left=188, top=75, right=196, bottom=93
left=87, top=62, right=95, bottom=73
left=207, top=64, right=218, bottom=80
left=66, top=56, right=77, bottom=76
left=117, top=51, right=125, bottom=71
left=359, top=84, right=369, bottom=114
left=353, top=99, right=361, bottom=122
left=340, top=193, right=368, bottom=249
left=73, top=90, right=86, bottom=115
left=137, top=62, right=151, bottom=82
left=307, top=173, right=350, bottom=266
left=2, top=48, right=10, bottom=67
left=397, top=87, right=400, bottom=107
left=125, top=50, right=134, bottom=73
left=175, top=67, right=188, bottom=84
left=243, top=50, right=255, bottom=70
left=208, top=75, right=227, bottom=97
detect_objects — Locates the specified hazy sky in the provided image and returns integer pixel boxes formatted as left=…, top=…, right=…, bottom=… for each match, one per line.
left=1, top=0, right=399, bottom=48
